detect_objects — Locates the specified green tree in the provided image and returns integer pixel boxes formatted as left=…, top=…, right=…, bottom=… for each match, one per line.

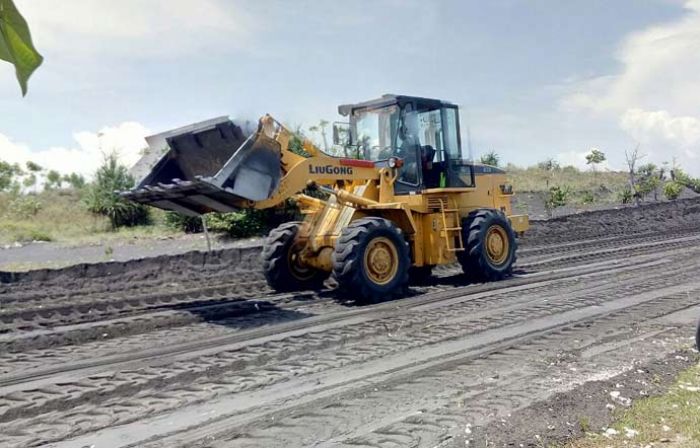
left=624, top=145, right=643, bottom=206
left=63, top=172, right=86, bottom=189
left=44, top=169, right=62, bottom=190
left=635, top=163, right=664, bottom=201
left=83, top=154, right=151, bottom=228
left=20, top=160, right=42, bottom=192
left=308, top=119, right=330, bottom=152
left=25, top=160, right=42, bottom=172
left=585, top=148, right=606, bottom=172
left=21, top=172, right=35, bottom=190
left=537, top=158, right=560, bottom=172
left=0, top=159, right=21, bottom=191
left=480, top=151, right=500, bottom=167
left=0, top=0, right=43, bottom=95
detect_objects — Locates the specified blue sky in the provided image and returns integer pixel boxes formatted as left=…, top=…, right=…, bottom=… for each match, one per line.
left=1, top=0, right=699, bottom=176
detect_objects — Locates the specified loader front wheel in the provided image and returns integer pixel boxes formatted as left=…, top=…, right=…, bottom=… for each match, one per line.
left=332, top=217, right=410, bottom=303
left=458, top=209, right=517, bottom=281
left=262, top=222, right=328, bottom=292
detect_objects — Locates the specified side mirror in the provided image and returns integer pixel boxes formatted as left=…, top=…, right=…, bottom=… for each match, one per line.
left=332, top=122, right=350, bottom=146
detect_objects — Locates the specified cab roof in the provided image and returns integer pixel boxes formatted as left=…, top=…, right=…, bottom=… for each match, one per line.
left=338, top=94, right=456, bottom=116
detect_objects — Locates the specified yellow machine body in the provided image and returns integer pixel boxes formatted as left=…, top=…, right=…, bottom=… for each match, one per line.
left=124, top=94, right=529, bottom=300
left=290, top=159, right=529, bottom=272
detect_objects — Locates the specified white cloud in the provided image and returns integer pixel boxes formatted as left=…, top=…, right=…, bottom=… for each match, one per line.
left=0, top=122, right=150, bottom=178
left=561, top=0, right=700, bottom=174
left=566, top=0, right=700, bottom=114
left=620, top=109, right=700, bottom=159
left=16, top=0, right=251, bottom=57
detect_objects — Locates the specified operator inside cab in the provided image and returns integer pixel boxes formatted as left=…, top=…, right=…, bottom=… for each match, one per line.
left=394, top=105, right=442, bottom=189
left=342, top=95, right=476, bottom=193
left=395, top=108, right=420, bottom=185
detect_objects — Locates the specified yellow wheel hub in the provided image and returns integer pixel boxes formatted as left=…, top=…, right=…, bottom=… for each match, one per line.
left=364, top=237, right=399, bottom=285
left=485, top=225, right=509, bottom=265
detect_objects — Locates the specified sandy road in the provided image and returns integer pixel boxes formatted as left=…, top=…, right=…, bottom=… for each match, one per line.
left=0, top=199, right=699, bottom=447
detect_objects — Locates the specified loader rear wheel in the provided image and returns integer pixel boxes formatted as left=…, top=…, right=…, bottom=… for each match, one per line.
left=458, top=209, right=517, bottom=281
left=262, top=221, right=328, bottom=292
left=332, top=217, right=410, bottom=303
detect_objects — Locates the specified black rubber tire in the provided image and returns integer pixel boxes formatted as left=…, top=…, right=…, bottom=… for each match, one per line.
left=409, top=265, right=434, bottom=285
left=458, top=209, right=517, bottom=281
left=262, top=221, right=328, bottom=292
left=696, top=319, right=700, bottom=352
left=332, top=217, right=410, bottom=303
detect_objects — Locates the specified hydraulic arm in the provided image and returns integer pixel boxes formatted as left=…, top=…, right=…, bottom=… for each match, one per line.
left=123, top=115, right=392, bottom=215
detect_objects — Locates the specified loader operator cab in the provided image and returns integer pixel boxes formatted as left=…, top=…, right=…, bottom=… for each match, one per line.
left=338, top=94, right=475, bottom=195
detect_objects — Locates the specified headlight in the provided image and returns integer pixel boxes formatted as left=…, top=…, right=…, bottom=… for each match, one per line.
left=388, top=157, right=397, bottom=168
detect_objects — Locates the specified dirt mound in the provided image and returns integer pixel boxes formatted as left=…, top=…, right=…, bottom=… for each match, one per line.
left=3, top=198, right=699, bottom=286
left=524, top=197, right=700, bottom=245
left=0, top=245, right=262, bottom=286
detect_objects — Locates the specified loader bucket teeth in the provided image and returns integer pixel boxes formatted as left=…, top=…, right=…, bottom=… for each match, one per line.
left=121, top=116, right=282, bottom=215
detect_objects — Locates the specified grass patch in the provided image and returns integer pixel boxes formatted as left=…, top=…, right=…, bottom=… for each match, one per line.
left=0, top=190, right=179, bottom=245
left=0, top=260, right=76, bottom=272
left=566, top=362, right=700, bottom=448
left=507, top=165, right=629, bottom=203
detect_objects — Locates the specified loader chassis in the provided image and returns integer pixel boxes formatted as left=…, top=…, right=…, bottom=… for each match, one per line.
left=124, top=94, right=529, bottom=302
left=298, top=167, right=525, bottom=271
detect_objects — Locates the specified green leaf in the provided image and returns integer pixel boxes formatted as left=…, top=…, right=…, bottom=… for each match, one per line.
left=0, top=0, right=43, bottom=96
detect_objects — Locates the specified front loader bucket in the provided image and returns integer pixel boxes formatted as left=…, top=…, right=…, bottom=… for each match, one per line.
left=122, top=117, right=282, bottom=216
left=210, top=133, right=282, bottom=202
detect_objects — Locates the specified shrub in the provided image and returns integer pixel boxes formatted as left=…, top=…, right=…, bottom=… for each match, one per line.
left=164, top=211, right=204, bottom=233
left=83, top=154, right=151, bottom=229
left=27, top=229, right=52, bottom=242
left=288, top=126, right=312, bottom=158
left=2, top=222, right=53, bottom=242
left=63, top=173, right=86, bottom=190
left=663, top=181, right=683, bottom=200
left=479, top=151, right=500, bottom=167
left=580, top=190, right=595, bottom=205
left=7, top=196, right=42, bottom=217
left=618, top=186, right=633, bottom=204
left=205, top=201, right=301, bottom=239
left=672, top=168, right=700, bottom=194
left=207, top=210, right=267, bottom=238
left=545, top=185, right=570, bottom=217
left=635, top=163, right=663, bottom=201
left=546, top=185, right=570, bottom=208
left=561, top=165, right=580, bottom=175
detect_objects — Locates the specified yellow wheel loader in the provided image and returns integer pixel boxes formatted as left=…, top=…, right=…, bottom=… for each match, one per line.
left=124, top=94, right=529, bottom=302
